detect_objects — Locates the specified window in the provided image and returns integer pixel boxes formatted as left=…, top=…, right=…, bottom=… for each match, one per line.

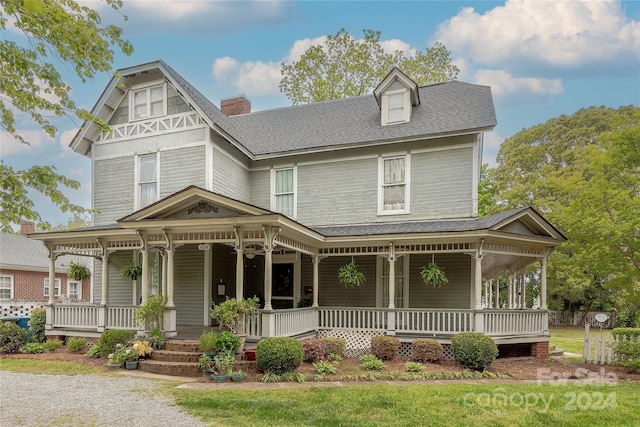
left=271, top=167, right=296, bottom=218
left=379, top=155, right=410, bottom=214
left=44, top=278, right=61, bottom=297
left=381, top=89, right=410, bottom=126
left=68, top=280, right=81, bottom=300
left=130, top=83, right=166, bottom=120
left=0, top=275, right=13, bottom=299
left=138, top=153, right=158, bottom=208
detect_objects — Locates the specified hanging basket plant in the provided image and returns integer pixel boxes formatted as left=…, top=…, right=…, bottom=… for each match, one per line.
left=420, top=255, right=448, bottom=288
left=121, top=263, right=143, bottom=281
left=338, top=260, right=366, bottom=288
left=66, top=262, right=90, bottom=281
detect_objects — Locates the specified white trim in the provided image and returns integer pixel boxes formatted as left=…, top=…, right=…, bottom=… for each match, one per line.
left=0, top=274, right=14, bottom=299
left=128, top=82, right=167, bottom=122
left=270, top=166, right=297, bottom=219
left=381, top=88, right=411, bottom=126
left=472, top=134, right=482, bottom=217
left=376, top=255, right=410, bottom=308
left=378, top=153, right=411, bottom=215
left=272, top=253, right=301, bottom=308
left=213, top=145, right=250, bottom=171
left=67, top=280, right=82, bottom=300
left=44, top=277, right=61, bottom=297
left=94, top=140, right=207, bottom=161
left=135, top=152, right=160, bottom=210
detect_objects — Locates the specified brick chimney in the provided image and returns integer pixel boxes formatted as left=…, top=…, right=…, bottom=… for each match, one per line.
left=220, top=95, right=251, bottom=116
left=20, top=221, right=35, bottom=235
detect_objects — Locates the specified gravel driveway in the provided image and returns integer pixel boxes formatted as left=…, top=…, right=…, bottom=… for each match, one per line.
left=0, top=371, right=207, bottom=427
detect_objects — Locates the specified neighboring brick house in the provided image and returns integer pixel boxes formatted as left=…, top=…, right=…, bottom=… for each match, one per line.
left=0, top=222, right=90, bottom=316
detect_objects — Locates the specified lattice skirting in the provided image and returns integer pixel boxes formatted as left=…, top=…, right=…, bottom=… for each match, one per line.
left=399, top=342, right=453, bottom=359
left=318, top=328, right=385, bottom=358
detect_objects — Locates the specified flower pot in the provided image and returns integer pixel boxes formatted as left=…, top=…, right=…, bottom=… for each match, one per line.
left=245, top=349, right=256, bottom=361
left=125, top=360, right=139, bottom=370
left=107, top=363, right=122, bottom=370
left=230, top=372, right=247, bottom=382
left=211, top=374, right=228, bottom=383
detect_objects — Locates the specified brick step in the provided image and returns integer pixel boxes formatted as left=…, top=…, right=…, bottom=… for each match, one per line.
left=164, top=339, right=200, bottom=353
left=138, top=359, right=201, bottom=377
left=151, top=349, right=201, bottom=363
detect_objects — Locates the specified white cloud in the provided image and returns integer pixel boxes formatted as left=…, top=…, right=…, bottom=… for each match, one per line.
left=0, top=130, right=49, bottom=156
left=59, top=128, right=79, bottom=152
left=474, top=69, right=563, bottom=104
left=482, top=131, right=504, bottom=168
left=285, top=36, right=327, bottom=63
left=380, top=39, right=414, bottom=56
left=435, top=0, right=640, bottom=75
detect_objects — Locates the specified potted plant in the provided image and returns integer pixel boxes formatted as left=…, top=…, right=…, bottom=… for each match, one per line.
left=66, top=262, right=90, bottom=281
left=211, top=350, right=236, bottom=382
left=132, top=340, right=153, bottom=359
left=198, top=330, right=219, bottom=355
left=420, top=257, right=449, bottom=288
left=211, top=296, right=260, bottom=334
left=112, top=344, right=139, bottom=369
left=121, top=262, right=143, bottom=281
left=338, top=260, right=365, bottom=288
left=134, top=294, right=167, bottom=332
left=230, top=369, right=247, bottom=382
left=197, top=353, right=214, bottom=374
left=215, top=331, right=242, bottom=353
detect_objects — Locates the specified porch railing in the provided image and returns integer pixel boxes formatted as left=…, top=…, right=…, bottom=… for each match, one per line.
left=53, top=304, right=99, bottom=329
left=395, top=309, right=474, bottom=335
left=269, top=307, right=319, bottom=337
left=484, top=309, right=548, bottom=336
left=318, top=307, right=387, bottom=330
left=107, top=306, right=138, bottom=330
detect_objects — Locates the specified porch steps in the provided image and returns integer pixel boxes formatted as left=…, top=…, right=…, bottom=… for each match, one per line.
left=138, top=339, right=202, bottom=377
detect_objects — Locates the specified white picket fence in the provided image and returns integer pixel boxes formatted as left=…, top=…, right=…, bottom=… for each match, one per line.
left=582, top=324, right=620, bottom=364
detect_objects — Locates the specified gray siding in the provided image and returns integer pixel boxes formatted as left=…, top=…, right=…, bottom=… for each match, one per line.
left=316, top=256, right=377, bottom=307
left=411, top=147, right=473, bottom=219
left=212, top=146, right=250, bottom=202
left=109, top=83, right=191, bottom=126
left=174, top=245, right=205, bottom=326
left=408, top=253, right=471, bottom=309
left=160, top=145, right=206, bottom=197
left=94, top=157, right=134, bottom=225
left=94, top=252, right=135, bottom=305
left=249, top=169, right=270, bottom=210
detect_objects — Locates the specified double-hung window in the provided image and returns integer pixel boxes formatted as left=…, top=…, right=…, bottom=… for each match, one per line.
left=44, top=278, right=61, bottom=297
left=0, top=275, right=13, bottom=299
left=130, top=83, right=166, bottom=121
left=271, top=167, right=296, bottom=218
left=68, top=281, right=81, bottom=300
left=379, top=155, right=410, bottom=214
left=138, top=153, right=158, bottom=208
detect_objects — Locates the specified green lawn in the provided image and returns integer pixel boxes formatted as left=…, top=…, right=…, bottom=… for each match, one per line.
left=171, top=382, right=640, bottom=427
left=549, top=326, right=613, bottom=355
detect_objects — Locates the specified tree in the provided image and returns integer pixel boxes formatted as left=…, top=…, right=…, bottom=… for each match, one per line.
left=489, top=106, right=640, bottom=317
left=279, top=28, right=459, bottom=105
left=478, top=163, right=497, bottom=217
left=0, top=0, right=132, bottom=233
left=52, top=213, right=92, bottom=231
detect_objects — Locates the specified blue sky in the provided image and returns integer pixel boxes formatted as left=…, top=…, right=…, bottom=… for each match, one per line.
left=2, top=0, right=639, bottom=228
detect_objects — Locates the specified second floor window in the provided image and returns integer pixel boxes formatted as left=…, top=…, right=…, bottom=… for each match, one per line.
left=139, top=153, right=158, bottom=208
left=379, top=155, right=410, bottom=214
left=272, top=167, right=296, bottom=218
left=130, top=84, right=166, bottom=120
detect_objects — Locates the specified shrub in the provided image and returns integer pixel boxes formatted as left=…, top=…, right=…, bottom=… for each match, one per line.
left=411, top=338, right=443, bottom=363
left=313, top=361, right=336, bottom=375
left=67, top=337, right=88, bottom=353
left=360, top=354, right=385, bottom=371
left=612, top=328, right=640, bottom=340
left=21, top=343, right=44, bottom=354
left=451, top=332, right=498, bottom=371
left=29, top=308, right=46, bottom=343
left=405, top=361, right=423, bottom=372
left=0, top=322, right=29, bottom=353
left=98, top=329, right=135, bottom=357
left=301, top=338, right=325, bottom=363
left=370, top=336, right=400, bottom=360
left=87, top=344, right=102, bottom=358
left=256, top=337, right=304, bottom=375
left=43, top=339, right=63, bottom=352
left=199, top=331, right=218, bottom=353
left=320, top=337, right=346, bottom=358
left=612, top=328, right=640, bottom=373
left=327, top=353, right=343, bottom=362
left=216, top=331, right=242, bottom=352
left=148, top=327, right=165, bottom=350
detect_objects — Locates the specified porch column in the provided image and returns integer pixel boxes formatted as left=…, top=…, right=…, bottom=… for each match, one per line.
left=473, top=242, right=484, bottom=333
left=262, top=226, right=280, bottom=311
left=161, top=249, right=167, bottom=297
left=234, top=227, right=244, bottom=301
left=97, top=240, right=109, bottom=333
left=507, top=272, right=514, bottom=309
left=540, top=254, right=548, bottom=309
left=520, top=270, right=526, bottom=308
left=45, top=245, right=56, bottom=332
left=166, top=247, right=175, bottom=308
left=494, top=274, right=500, bottom=309
left=386, top=243, right=396, bottom=335
left=203, top=246, right=212, bottom=325
left=312, top=255, right=320, bottom=307
left=141, top=247, right=149, bottom=303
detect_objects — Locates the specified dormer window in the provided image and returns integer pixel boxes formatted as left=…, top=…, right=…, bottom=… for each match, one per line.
left=382, top=89, right=411, bottom=125
left=129, top=83, right=166, bottom=121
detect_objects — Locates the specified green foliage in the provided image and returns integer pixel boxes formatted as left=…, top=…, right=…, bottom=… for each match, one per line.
left=211, top=296, right=259, bottom=334
left=489, top=106, right=640, bottom=313
left=42, top=339, right=63, bottom=352
left=419, top=263, right=449, bottom=288
left=313, top=360, right=337, bottom=375
left=134, top=294, right=167, bottom=329
left=279, top=28, right=458, bottom=105
left=21, top=342, right=44, bottom=354
left=478, top=164, right=497, bottom=217
left=359, top=354, right=385, bottom=371
left=451, top=332, right=498, bottom=371
left=0, top=0, right=132, bottom=232
left=327, top=353, right=343, bottom=362
left=66, top=262, right=90, bottom=281
left=301, top=338, right=325, bottom=363
left=29, top=308, right=46, bottom=343
left=87, top=344, right=101, bottom=358
left=0, top=322, right=29, bottom=353
left=320, top=337, right=346, bottom=358
left=213, top=350, right=236, bottom=375
left=66, top=337, right=87, bottom=353
left=148, top=327, right=165, bottom=350
left=111, top=344, right=138, bottom=363
left=612, top=328, right=640, bottom=339
left=411, top=338, right=444, bottom=363
left=337, top=261, right=366, bottom=288
left=97, top=329, right=135, bottom=357
left=197, top=353, right=214, bottom=372
left=121, top=263, right=143, bottom=280
left=297, top=295, right=313, bottom=308
left=198, top=331, right=218, bottom=353
left=404, top=361, right=424, bottom=373
left=51, top=213, right=92, bottom=231
left=256, top=337, right=304, bottom=375
left=370, top=336, right=400, bottom=360
left=613, top=339, right=640, bottom=373
left=216, top=331, right=242, bottom=352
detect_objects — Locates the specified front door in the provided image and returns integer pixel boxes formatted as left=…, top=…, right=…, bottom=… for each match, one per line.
left=272, top=263, right=294, bottom=309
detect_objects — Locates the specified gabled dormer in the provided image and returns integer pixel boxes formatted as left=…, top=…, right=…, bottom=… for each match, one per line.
left=373, top=68, right=420, bottom=126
